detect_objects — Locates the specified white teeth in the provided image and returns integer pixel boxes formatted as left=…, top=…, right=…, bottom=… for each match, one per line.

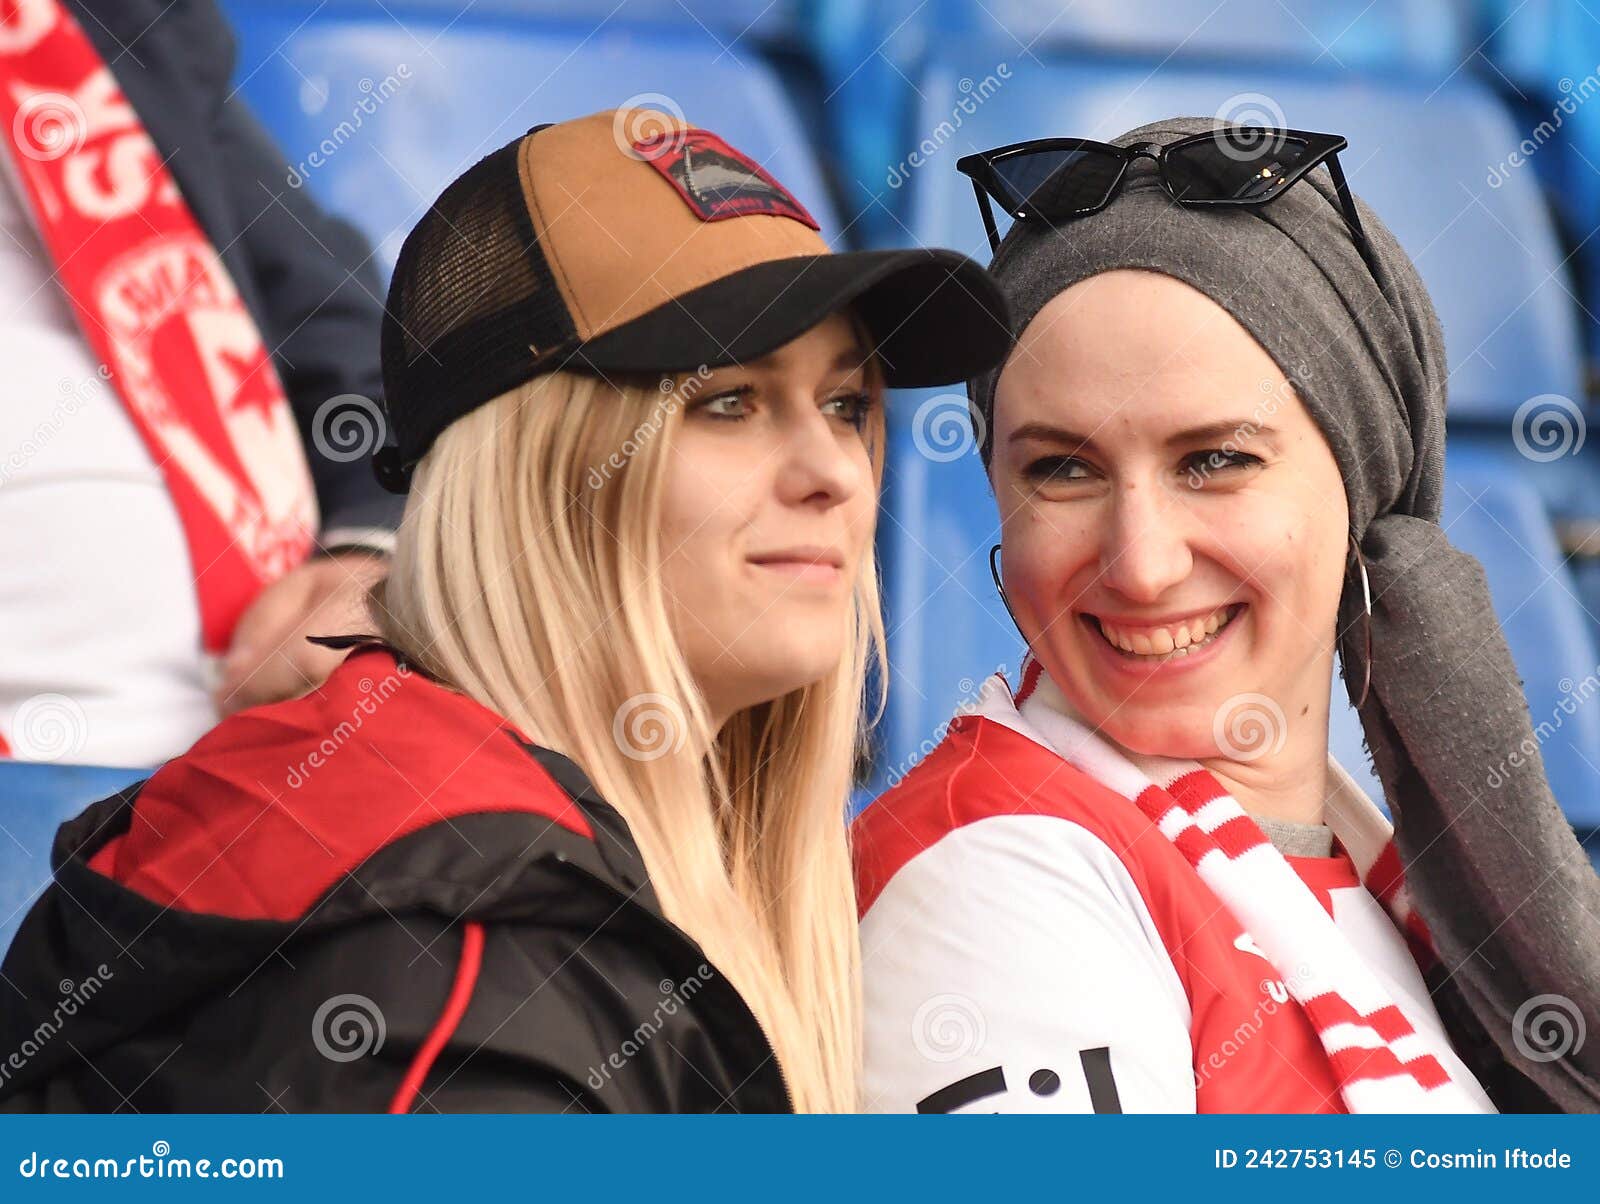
left=1094, top=605, right=1238, bottom=661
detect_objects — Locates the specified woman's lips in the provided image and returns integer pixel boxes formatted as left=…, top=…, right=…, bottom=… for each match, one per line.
left=751, top=560, right=843, bottom=584
left=1079, top=603, right=1247, bottom=677
left=747, top=547, right=846, bottom=586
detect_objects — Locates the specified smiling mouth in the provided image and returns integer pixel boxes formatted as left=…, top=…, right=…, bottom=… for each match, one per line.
left=1082, top=603, right=1246, bottom=662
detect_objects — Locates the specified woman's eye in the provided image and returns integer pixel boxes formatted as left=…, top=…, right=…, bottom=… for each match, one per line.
left=1024, top=454, right=1091, bottom=483
left=822, top=391, right=875, bottom=430
left=698, top=390, right=752, bottom=420
left=1182, top=449, right=1262, bottom=482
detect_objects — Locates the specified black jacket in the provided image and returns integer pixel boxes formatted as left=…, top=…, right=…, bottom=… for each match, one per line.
left=66, top=0, right=401, bottom=537
left=0, top=644, right=790, bottom=1112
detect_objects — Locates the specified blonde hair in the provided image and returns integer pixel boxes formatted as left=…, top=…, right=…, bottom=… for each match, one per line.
left=372, top=368, right=885, bottom=1112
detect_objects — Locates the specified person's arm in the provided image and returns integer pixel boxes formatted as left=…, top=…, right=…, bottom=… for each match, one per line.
left=393, top=921, right=701, bottom=1114
left=210, top=93, right=402, bottom=547
left=257, top=918, right=711, bottom=1114
left=860, top=813, right=1197, bottom=1113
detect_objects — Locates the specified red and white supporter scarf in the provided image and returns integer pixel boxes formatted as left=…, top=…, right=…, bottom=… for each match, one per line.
left=987, top=654, right=1486, bottom=1113
left=0, top=0, right=315, bottom=651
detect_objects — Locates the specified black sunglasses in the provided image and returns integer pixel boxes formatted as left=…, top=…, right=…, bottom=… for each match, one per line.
left=955, top=126, right=1378, bottom=279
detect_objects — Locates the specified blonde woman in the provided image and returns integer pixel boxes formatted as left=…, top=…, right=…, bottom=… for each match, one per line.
left=0, top=110, right=1009, bottom=1114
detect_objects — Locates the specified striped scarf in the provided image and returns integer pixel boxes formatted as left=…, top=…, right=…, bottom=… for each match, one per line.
left=994, top=655, right=1489, bottom=1113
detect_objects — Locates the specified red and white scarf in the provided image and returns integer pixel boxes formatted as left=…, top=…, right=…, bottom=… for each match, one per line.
left=0, top=0, right=315, bottom=652
left=986, top=654, right=1487, bottom=1113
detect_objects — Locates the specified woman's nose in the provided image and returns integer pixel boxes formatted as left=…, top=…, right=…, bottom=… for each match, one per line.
left=1098, top=480, right=1194, bottom=602
left=775, top=407, right=862, bottom=508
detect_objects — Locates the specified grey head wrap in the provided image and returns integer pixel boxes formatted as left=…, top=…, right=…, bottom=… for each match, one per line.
left=972, top=116, right=1600, bottom=1112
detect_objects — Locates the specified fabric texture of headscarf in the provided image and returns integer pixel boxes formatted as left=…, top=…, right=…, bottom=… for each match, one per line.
left=970, top=115, right=1600, bottom=1112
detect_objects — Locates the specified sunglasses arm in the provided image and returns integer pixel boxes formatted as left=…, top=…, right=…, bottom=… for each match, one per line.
left=971, top=178, right=1002, bottom=256
left=1325, top=155, right=1382, bottom=283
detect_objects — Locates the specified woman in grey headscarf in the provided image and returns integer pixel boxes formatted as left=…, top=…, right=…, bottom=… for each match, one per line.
left=855, top=117, right=1598, bottom=1114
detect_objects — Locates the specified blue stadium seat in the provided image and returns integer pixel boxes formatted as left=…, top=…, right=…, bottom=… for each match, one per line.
left=935, top=0, right=1472, bottom=74
left=217, top=2, right=839, bottom=274
left=1479, top=1, right=1600, bottom=488
left=873, top=55, right=1599, bottom=823
left=307, top=0, right=803, bottom=40
left=0, top=763, right=146, bottom=958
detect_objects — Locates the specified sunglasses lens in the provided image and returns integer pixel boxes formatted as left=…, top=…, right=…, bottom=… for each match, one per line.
left=989, top=147, right=1124, bottom=219
left=1164, top=130, right=1315, bottom=202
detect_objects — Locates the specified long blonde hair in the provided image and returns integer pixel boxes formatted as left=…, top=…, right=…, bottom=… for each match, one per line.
left=371, top=367, right=885, bottom=1112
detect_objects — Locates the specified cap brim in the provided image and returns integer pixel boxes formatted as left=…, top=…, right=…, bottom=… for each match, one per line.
left=562, top=248, right=1011, bottom=389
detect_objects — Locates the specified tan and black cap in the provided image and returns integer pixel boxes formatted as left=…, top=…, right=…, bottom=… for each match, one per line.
left=374, top=108, right=1011, bottom=491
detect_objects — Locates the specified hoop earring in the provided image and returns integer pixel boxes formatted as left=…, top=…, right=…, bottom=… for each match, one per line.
left=1349, top=534, right=1373, bottom=708
left=989, top=543, right=1024, bottom=637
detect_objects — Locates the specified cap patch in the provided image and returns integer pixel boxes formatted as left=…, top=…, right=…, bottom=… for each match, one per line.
left=633, top=128, right=820, bottom=230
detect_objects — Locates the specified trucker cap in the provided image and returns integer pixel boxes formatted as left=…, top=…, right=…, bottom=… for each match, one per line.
left=374, top=108, right=1011, bottom=491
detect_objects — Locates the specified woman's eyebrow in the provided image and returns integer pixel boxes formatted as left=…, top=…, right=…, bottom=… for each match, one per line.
left=829, top=343, right=872, bottom=373
left=825, top=341, right=876, bottom=377
left=1006, top=418, right=1279, bottom=452
left=1007, top=421, right=1097, bottom=453
left=1166, top=419, right=1279, bottom=446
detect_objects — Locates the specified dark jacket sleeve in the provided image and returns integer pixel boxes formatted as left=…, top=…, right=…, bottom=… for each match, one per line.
left=241, top=915, right=724, bottom=1114
left=0, top=917, right=652, bottom=1114
left=210, top=95, right=403, bottom=542
left=400, top=918, right=770, bottom=1113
